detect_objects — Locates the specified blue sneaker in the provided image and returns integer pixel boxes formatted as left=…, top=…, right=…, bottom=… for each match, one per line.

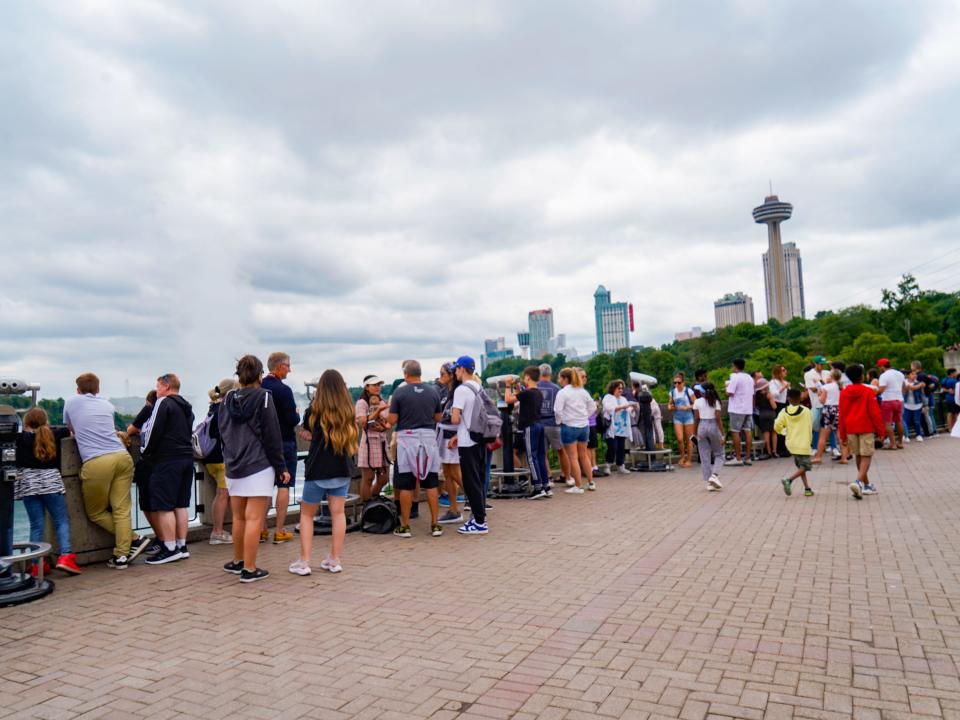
left=849, top=481, right=863, bottom=499
left=457, top=519, right=489, bottom=535
left=439, top=493, right=450, bottom=507
left=862, top=484, right=878, bottom=495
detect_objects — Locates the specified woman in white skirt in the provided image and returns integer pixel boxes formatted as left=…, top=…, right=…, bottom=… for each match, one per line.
left=217, top=355, right=288, bottom=583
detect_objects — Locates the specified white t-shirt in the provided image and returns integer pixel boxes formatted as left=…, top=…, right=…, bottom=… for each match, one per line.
left=878, top=369, right=905, bottom=402
left=804, top=368, right=823, bottom=409
left=554, top=386, right=594, bottom=428
left=693, top=397, right=721, bottom=420
left=452, top=380, right=481, bottom=448
left=769, top=378, right=788, bottom=404
left=822, top=382, right=840, bottom=407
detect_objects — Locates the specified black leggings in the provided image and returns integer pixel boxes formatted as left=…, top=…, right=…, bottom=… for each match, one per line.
left=605, top=436, right=626, bottom=466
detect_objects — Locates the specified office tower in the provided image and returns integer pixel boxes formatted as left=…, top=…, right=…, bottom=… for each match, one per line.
left=762, top=241, right=806, bottom=321
left=752, top=194, right=794, bottom=323
left=480, top=337, right=515, bottom=373
left=594, top=285, right=631, bottom=354
left=528, top=309, right=554, bottom=359
left=714, top=292, right=755, bottom=328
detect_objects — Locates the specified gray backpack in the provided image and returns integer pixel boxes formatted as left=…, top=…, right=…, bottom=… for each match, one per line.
left=466, top=383, right=503, bottom=443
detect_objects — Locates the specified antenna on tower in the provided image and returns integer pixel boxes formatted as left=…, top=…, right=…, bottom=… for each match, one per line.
left=769, top=179, right=773, bottom=196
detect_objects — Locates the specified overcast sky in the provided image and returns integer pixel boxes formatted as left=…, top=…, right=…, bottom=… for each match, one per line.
left=2, top=1, right=958, bottom=403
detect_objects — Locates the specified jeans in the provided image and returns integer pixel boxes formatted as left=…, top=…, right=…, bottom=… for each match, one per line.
left=523, top=424, right=550, bottom=488
left=458, top=443, right=487, bottom=525
left=22, top=492, right=72, bottom=554
left=605, top=436, right=626, bottom=466
left=904, top=407, right=925, bottom=438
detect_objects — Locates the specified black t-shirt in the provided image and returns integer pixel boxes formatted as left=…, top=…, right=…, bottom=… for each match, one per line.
left=517, top=387, right=542, bottom=430
left=389, top=382, right=442, bottom=430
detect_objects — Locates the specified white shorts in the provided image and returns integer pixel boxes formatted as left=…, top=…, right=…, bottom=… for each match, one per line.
left=226, top=466, right=275, bottom=497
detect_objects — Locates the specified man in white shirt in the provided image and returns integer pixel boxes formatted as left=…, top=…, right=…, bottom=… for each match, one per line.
left=724, top=358, right=755, bottom=466
left=876, top=358, right=906, bottom=449
left=449, top=355, right=489, bottom=535
left=805, top=356, right=830, bottom=449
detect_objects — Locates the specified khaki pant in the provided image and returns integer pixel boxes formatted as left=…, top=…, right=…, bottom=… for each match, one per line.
left=80, top=451, right=134, bottom=557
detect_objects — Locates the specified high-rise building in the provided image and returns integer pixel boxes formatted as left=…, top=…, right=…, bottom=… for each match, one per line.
left=674, top=326, right=703, bottom=342
left=714, top=292, right=755, bottom=328
left=594, top=285, right=631, bottom=354
left=480, top=337, right=515, bottom=373
left=762, top=241, right=806, bottom=321
left=528, top=309, right=554, bottom=359
left=752, top=194, right=795, bottom=323
left=484, top=337, right=505, bottom=355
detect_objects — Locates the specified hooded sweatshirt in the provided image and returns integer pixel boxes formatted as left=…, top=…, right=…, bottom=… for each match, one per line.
left=142, top=394, right=194, bottom=462
left=838, top=383, right=886, bottom=440
left=774, top=404, right=812, bottom=456
left=217, top=386, right=285, bottom=480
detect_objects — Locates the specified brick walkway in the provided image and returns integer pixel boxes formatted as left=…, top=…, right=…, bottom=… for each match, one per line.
left=3, top=437, right=960, bottom=719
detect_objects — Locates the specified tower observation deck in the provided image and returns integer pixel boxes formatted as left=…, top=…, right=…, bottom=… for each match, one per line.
left=753, top=194, right=794, bottom=323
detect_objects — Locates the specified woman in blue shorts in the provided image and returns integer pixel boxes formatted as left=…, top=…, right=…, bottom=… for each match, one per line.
left=289, top=369, right=359, bottom=576
left=668, top=373, right=696, bottom=467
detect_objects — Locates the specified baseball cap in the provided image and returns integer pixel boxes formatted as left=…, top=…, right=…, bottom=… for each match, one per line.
left=454, top=355, right=476, bottom=372
left=813, top=355, right=828, bottom=364
left=362, top=374, right=384, bottom=386
left=877, top=358, right=890, bottom=367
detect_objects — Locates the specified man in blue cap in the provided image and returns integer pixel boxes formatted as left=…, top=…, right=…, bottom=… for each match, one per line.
left=448, top=355, right=489, bottom=535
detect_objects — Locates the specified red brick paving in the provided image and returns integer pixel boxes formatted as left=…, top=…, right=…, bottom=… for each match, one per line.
left=2, top=437, right=960, bottom=719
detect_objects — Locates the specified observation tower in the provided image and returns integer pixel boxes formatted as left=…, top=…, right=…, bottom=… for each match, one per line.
left=752, top=194, right=793, bottom=323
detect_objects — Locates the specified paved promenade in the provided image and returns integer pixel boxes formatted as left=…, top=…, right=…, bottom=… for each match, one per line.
left=3, top=437, right=960, bottom=719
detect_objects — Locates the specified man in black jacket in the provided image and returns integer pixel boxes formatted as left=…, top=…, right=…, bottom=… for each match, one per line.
left=142, top=373, right=195, bottom=565
left=261, top=352, right=301, bottom=543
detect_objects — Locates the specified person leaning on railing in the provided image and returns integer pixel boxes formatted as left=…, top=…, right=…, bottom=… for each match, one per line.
left=204, top=378, right=237, bottom=545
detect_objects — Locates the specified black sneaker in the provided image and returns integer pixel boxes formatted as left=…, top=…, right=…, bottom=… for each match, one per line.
left=145, top=546, right=183, bottom=565
left=239, top=567, right=269, bottom=583
left=106, top=555, right=129, bottom=570
left=127, top=537, right=152, bottom=563
left=177, top=545, right=190, bottom=559
left=223, top=559, right=244, bottom=574
left=144, top=541, right=164, bottom=557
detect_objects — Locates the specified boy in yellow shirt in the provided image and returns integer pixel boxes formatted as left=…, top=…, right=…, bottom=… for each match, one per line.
left=774, top=388, right=814, bottom=497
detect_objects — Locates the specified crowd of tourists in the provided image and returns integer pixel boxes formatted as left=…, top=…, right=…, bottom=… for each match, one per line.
left=12, top=348, right=958, bottom=584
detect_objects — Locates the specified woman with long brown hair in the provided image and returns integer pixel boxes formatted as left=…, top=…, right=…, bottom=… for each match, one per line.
left=289, top=369, right=359, bottom=576
left=15, top=407, right=80, bottom=575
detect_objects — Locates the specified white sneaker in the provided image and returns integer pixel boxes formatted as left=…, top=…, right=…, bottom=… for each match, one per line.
left=565, top=477, right=576, bottom=487
left=208, top=531, right=232, bottom=545
left=565, top=486, right=585, bottom=494
left=831, top=448, right=841, bottom=457
left=916, top=436, right=924, bottom=443
left=587, top=481, right=597, bottom=491
left=903, top=437, right=911, bottom=444
left=616, top=465, right=631, bottom=475
left=708, top=474, right=723, bottom=490
left=288, top=559, right=312, bottom=576
left=320, top=557, right=342, bottom=573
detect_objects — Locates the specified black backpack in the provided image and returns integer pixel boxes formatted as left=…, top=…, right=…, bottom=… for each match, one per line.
left=361, top=498, right=398, bottom=534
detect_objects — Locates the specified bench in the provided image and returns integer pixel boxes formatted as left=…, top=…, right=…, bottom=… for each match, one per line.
left=489, top=469, right=531, bottom=498
left=628, top=448, right=674, bottom=472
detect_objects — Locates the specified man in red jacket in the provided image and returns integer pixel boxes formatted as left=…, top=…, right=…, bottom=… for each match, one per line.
left=839, top=364, right=886, bottom=499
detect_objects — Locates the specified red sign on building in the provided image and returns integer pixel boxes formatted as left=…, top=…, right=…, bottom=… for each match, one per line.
left=629, top=304, right=634, bottom=332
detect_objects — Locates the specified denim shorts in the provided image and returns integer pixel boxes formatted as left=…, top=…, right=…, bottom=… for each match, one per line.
left=301, top=478, right=350, bottom=504
left=672, top=410, right=694, bottom=426
left=560, top=424, right=589, bottom=445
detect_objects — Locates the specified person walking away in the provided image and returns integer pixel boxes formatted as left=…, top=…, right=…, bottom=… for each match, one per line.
left=876, top=358, right=906, bottom=450
left=903, top=370, right=927, bottom=442
left=693, top=383, right=724, bottom=491
left=387, top=360, right=444, bottom=538
left=289, top=369, right=358, bottom=576
left=812, top=370, right=842, bottom=463
left=553, top=367, right=595, bottom=493
left=774, top=389, right=814, bottom=497
left=505, top=367, right=550, bottom=498
left=668, top=373, right=696, bottom=467
left=839, top=364, right=887, bottom=499
left=15, top=408, right=80, bottom=576
left=204, top=379, right=236, bottom=545
left=355, top=375, right=391, bottom=503
left=218, top=355, right=288, bottom=582
left=602, top=380, right=637, bottom=474
left=724, top=359, right=755, bottom=466
left=754, top=377, right=777, bottom=460
left=261, top=352, right=301, bottom=544
left=63, top=372, right=149, bottom=569
left=141, top=373, right=195, bottom=565
left=448, top=356, right=489, bottom=535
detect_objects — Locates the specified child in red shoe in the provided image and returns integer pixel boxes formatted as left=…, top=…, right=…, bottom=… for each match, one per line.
left=16, top=408, right=81, bottom=575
